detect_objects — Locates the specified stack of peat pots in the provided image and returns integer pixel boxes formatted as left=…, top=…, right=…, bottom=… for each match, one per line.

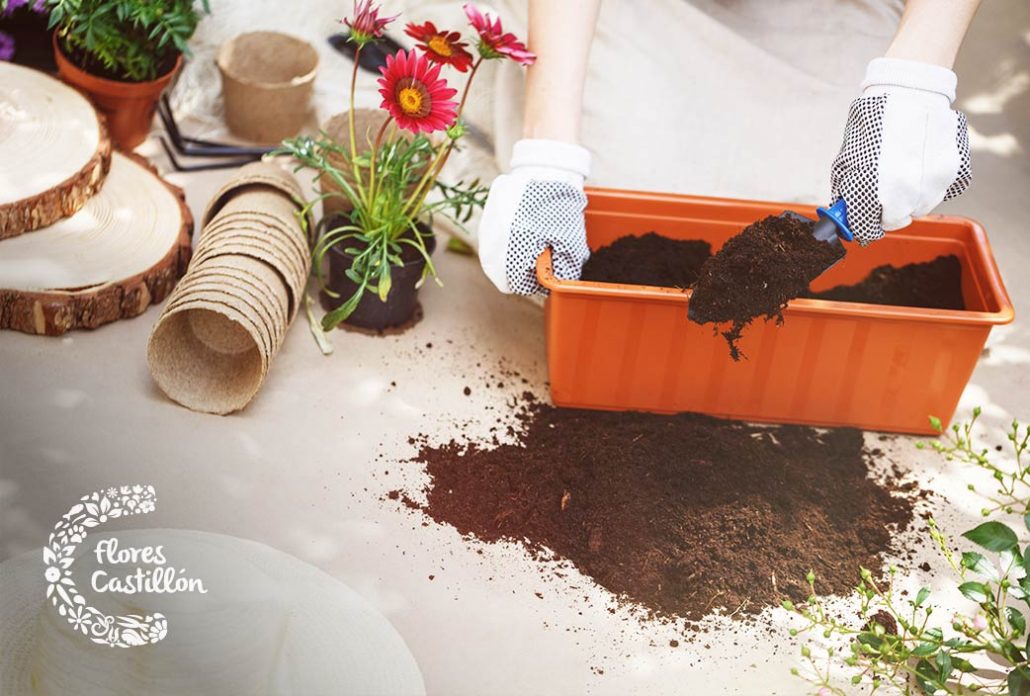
left=146, top=162, right=311, bottom=415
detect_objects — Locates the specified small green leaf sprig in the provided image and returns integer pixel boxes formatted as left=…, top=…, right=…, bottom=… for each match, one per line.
left=786, top=411, right=1030, bottom=695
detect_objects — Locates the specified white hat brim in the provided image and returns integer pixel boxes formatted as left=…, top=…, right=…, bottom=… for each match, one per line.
left=0, top=529, right=425, bottom=696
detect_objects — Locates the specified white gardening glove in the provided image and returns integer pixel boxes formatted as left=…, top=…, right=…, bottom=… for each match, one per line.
left=478, top=139, right=591, bottom=294
left=830, top=57, right=972, bottom=244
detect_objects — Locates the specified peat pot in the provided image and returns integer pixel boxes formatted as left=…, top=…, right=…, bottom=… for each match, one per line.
left=537, top=188, right=1014, bottom=435
left=322, top=225, right=436, bottom=332
left=217, top=31, right=318, bottom=144
left=53, top=34, right=180, bottom=150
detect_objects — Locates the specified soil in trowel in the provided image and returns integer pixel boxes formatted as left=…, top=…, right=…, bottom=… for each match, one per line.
left=580, top=233, right=712, bottom=287
left=805, top=254, right=965, bottom=310
left=403, top=398, right=921, bottom=623
left=689, top=215, right=844, bottom=360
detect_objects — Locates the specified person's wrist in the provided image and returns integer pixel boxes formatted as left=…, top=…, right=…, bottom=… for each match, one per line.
left=861, top=57, right=957, bottom=103
left=510, top=139, right=591, bottom=182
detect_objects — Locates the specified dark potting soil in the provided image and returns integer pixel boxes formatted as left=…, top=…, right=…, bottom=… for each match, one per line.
left=580, top=233, right=712, bottom=287
left=804, top=255, right=965, bottom=310
left=404, top=398, right=920, bottom=623
left=689, top=215, right=844, bottom=360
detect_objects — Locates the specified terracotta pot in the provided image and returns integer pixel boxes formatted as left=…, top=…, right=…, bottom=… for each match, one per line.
left=217, top=31, right=318, bottom=144
left=319, top=109, right=423, bottom=220
left=321, top=224, right=436, bottom=332
left=537, top=188, right=1014, bottom=435
left=53, top=34, right=180, bottom=150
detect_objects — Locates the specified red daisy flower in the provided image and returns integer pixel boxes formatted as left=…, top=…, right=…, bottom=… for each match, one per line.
left=341, top=0, right=397, bottom=46
left=378, top=50, right=459, bottom=134
left=405, top=21, right=474, bottom=73
left=463, top=3, right=535, bottom=66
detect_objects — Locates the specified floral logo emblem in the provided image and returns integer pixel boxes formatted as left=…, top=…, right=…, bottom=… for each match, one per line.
left=44, top=485, right=167, bottom=648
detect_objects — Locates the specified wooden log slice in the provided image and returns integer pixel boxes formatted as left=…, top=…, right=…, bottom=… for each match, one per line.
left=0, top=153, right=193, bottom=336
left=0, top=62, right=113, bottom=240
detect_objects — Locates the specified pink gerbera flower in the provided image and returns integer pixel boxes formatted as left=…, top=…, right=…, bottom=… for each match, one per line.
left=378, top=50, right=459, bottom=134
left=405, top=21, right=474, bottom=73
left=342, top=0, right=398, bottom=46
left=463, top=3, right=535, bottom=66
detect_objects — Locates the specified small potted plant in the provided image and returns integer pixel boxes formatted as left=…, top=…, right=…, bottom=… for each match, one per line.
left=278, top=1, right=533, bottom=334
left=36, top=0, right=209, bottom=148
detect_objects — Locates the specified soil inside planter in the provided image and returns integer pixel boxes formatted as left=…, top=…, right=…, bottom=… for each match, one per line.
left=803, top=254, right=965, bottom=310
left=580, top=233, right=712, bottom=287
left=689, top=215, right=845, bottom=360
left=401, top=397, right=921, bottom=623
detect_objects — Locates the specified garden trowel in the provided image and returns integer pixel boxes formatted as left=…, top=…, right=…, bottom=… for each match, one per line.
left=686, top=199, right=854, bottom=323
left=781, top=198, right=853, bottom=264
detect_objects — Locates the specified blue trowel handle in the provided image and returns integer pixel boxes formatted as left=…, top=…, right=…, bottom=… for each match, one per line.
left=814, top=199, right=854, bottom=243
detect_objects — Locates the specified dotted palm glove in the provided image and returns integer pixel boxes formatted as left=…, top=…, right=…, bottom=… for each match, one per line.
left=830, top=57, right=972, bottom=245
left=478, top=139, right=591, bottom=295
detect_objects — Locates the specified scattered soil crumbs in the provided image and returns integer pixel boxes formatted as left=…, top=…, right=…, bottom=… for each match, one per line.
left=580, top=233, right=712, bottom=288
left=689, top=215, right=844, bottom=360
left=403, top=399, right=921, bottom=623
left=805, top=255, right=964, bottom=310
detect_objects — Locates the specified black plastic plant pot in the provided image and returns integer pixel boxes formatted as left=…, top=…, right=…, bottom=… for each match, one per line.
left=322, top=226, right=436, bottom=332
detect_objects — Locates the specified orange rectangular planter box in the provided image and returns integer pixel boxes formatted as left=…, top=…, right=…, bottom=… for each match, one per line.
left=536, top=188, right=1014, bottom=435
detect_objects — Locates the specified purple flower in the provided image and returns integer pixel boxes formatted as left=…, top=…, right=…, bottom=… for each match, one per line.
left=2, top=0, right=46, bottom=16
left=0, top=31, right=14, bottom=62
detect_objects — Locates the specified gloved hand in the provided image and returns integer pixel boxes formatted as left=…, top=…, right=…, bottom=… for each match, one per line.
left=478, top=139, right=592, bottom=294
left=830, top=57, right=972, bottom=245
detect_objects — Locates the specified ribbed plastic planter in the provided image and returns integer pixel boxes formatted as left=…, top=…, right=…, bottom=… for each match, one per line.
left=536, top=188, right=1014, bottom=435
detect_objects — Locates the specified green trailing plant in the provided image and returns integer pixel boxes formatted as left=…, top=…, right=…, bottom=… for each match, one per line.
left=22, top=0, right=210, bottom=81
left=786, top=409, right=1030, bottom=695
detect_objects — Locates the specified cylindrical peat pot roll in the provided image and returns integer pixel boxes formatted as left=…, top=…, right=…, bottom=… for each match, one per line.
left=217, top=31, right=318, bottom=144
left=147, top=162, right=310, bottom=414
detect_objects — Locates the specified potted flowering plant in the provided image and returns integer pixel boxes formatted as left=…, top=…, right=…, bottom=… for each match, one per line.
left=279, top=1, right=534, bottom=333
left=1, top=0, right=211, bottom=148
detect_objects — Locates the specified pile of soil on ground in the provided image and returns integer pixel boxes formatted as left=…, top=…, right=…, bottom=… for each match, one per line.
left=404, top=400, right=920, bottom=622
left=805, top=255, right=965, bottom=310
left=689, top=215, right=844, bottom=360
left=580, top=233, right=712, bottom=287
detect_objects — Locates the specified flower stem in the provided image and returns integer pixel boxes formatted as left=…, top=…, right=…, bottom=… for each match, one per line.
left=348, top=47, right=366, bottom=203
left=400, top=57, right=484, bottom=222
left=456, top=57, right=484, bottom=120
left=366, top=115, right=393, bottom=218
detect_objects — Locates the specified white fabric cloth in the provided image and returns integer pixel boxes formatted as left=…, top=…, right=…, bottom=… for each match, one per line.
left=170, top=0, right=904, bottom=238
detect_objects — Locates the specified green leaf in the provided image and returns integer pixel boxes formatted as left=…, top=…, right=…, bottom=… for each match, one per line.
left=1009, top=607, right=1027, bottom=636
left=935, top=650, right=952, bottom=682
left=963, top=521, right=1019, bottom=552
left=1003, top=641, right=1026, bottom=665
left=1010, top=668, right=1030, bottom=696
left=377, top=268, right=392, bottom=302
left=958, top=581, right=990, bottom=603
left=911, top=642, right=937, bottom=657
left=929, top=415, right=943, bottom=432
left=952, top=656, right=976, bottom=673
left=915, top=658, right=942, bottom=695
left=915, top=587, right=931, bottom=607
left=1024, top=544, right=1030, bottom=570
left=961, top=551, right=995, bottom=578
